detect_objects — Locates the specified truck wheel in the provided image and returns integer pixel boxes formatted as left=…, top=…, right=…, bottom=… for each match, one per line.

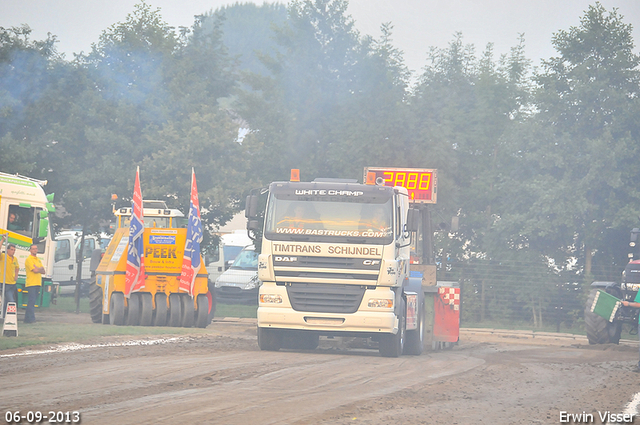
left=139, top=293, right=153, bottom=326
left=195, top=294, right=209, bottom=328
left=585, top=289, right=614, bottom=344
left=167, top=293, right=182, bottom=327
left=153, top=293, right=168, bottom=326
left=126, top=293, right=141, bottom=326
left=258, top=327, right=282, bottom=351
left=180, top=294, right=195, bottom=328
left=109, top=292, right=125, bottom=326
left=88, top=279, right=103, bottom=324
left=404, top=300, right=425, bottom=355
left=379, top=299, right=406, bottom=357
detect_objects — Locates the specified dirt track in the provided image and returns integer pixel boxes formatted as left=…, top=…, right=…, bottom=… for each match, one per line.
left=0, top=312, right=639, bottom=425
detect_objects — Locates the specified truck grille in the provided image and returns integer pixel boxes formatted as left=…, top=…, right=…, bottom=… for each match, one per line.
left=286, top=283, right=366, bottom=314
left=273, top=255, right=380, bottom=282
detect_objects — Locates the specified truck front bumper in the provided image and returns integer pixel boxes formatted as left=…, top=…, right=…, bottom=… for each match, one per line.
left=258, top=307, right=398, bottom=334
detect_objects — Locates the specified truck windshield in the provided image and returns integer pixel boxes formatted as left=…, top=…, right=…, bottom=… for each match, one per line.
left=264, top=195, right=394, bottom=244
left=119, top=216, right=171, bottom=229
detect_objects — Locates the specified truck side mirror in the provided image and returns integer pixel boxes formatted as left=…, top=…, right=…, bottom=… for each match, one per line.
left=246, top=194, right=258, bottom=219
left=406, top=208, right=419, bottom=232
left=37, top=209, right=49, bottom=238
left=248, top=219, right=261, bottom=232
left=631, top=228, right=640, bottom=247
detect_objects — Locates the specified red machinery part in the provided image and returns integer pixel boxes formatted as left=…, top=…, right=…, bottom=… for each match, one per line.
left=433, top=286, right=460, bottom=343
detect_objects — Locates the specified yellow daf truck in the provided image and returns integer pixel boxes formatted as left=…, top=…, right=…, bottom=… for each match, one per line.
left=89, top=201, right=213, bottom=327
left=245, top=168, right=438, bottom=357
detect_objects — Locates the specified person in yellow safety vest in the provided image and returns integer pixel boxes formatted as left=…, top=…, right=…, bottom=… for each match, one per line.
left=0, top=234, right=19, bottom=316
left=24, top=244, right=45, bottom=324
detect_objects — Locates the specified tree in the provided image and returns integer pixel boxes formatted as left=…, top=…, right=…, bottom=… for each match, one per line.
left=506, top=2, right=640, bottom=276
left=201, top=2, right=288, bottom=76
left=409, top=34, right=533, bottom=260
left=238, top=0, right=412, bottom=183
left=0, top=25, right=61, bottom=174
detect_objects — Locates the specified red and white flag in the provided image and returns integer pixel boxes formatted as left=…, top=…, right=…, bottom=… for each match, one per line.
left=124, top=167, right=146, bottom=296
left=179, top=169, right=203, bottom=296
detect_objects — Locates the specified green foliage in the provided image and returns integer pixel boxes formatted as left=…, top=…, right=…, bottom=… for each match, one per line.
left=2, top=1, right=640, bottom=331
left=202, top=2, right=288, bottom=76
left=503, top=2, right=640, bottom=272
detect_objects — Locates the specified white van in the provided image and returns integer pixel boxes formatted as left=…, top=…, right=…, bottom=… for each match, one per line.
left=214, top=245, right=259, bottom=304
left=53, top=230, right=111, bottom=295
left=206, top=230, right=252, bottom=283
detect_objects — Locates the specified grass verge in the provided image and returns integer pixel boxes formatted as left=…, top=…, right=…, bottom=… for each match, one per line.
left=0, top=297, right=257, bottom=351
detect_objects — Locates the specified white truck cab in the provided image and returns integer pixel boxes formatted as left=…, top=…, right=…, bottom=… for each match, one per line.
left=53, top=230, right=111, bottom=295
left=206, top=229, right=253, bottom=283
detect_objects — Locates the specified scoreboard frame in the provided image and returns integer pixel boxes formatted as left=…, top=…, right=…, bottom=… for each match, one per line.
left=364, top=167, right=437, bottom=204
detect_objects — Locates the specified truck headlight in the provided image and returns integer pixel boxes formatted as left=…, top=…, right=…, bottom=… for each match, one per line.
left=368, top=299, right=394, bottom=308
left=623, top=283, right=640, bottom=291
left=260, top=294, right=282, bottom=304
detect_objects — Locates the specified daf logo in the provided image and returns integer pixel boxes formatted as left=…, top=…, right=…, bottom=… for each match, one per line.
left=363, top=260, right=381, bottom=266
left=275, top=256, right=298, bottom=262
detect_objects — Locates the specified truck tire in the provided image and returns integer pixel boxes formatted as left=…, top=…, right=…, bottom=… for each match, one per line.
left=167, top=293, right=182, bottom=327
left=109, top=292, right=125, bottom=326
left=195, top=294, right=209, bottom=328
left=126, top=293, right=141, bottom=326
left=154, top=293, right=168, bottom=326
left=88, top=279, right=103, bottom=324
left=139, top=293, right=153, bottom=326
left=585, top=289, right=620, bottom=344
left=180, top=294, right=195, bottom=328
left=258, top=327, right=282, bottom=351
left=379, top=299, right=406, bottom=357
left=404, top=300, right=425, bottom=355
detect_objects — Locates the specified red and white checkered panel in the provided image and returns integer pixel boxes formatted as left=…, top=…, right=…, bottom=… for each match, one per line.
left=6, top=304, right=17, bottom=314
left=438, top=287, right=460, bottom=311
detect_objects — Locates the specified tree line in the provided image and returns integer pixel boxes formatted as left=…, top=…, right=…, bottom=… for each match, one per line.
left=1, top=1, right=639, bottom=323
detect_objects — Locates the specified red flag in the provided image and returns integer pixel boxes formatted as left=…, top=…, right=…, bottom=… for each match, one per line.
left=179, top=169, right=203, bottom=296
left=124, top=167, right=146, bottom=296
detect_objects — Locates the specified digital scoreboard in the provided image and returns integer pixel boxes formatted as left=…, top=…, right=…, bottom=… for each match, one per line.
left=364, top=167, right=437, bottom=204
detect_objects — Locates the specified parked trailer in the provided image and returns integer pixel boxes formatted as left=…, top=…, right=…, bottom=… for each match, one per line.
left=89, top=201, right=213, bottom=327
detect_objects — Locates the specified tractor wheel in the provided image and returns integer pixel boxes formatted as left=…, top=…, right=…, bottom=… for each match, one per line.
left=180, top=294, right=195, bottom=328
left=379, top=299, right=406, bottom=357
left=109, top=292, right=125, bottom=326
left=153, top=293, right=168, bottom=326
left=195, top=294, right=209, bottom=328
left=257, top=327, right=282, bottom=351
left=404, top=299, right=425, bottom=355
left=167, top=293, right=182, bottom=327
left=139, top=293, right=153, bottom=326
left=126, top=293, right=141, bottom=326
left=88, top=279, right=103, bottom=324
left=585, top=289, right=616, bottom=344
left=206, top=289, right=216, bottom=325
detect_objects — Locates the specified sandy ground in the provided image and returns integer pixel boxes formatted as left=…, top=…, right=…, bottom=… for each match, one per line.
left=0, top=311, right=639, bottom=425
